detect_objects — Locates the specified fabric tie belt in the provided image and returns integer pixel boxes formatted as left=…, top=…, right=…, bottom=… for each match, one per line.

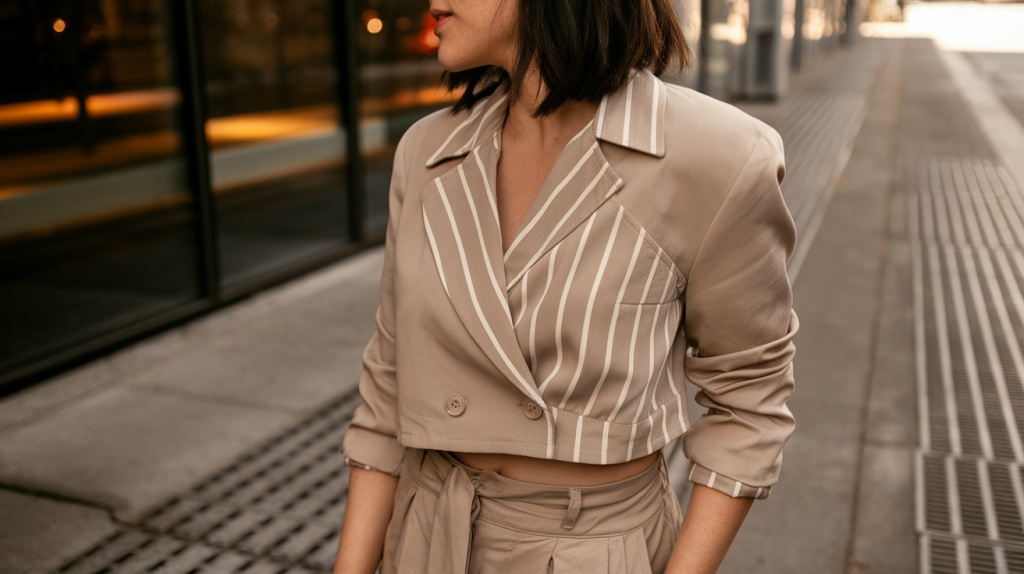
left=425, top=461, right=584, bottom=574
left=392, top=449, right=674, bottom=574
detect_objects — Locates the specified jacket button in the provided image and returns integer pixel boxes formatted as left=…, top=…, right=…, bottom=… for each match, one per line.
left=445, top=393, right=466, bottom=417
left=522, top=399, right=543, bottom=420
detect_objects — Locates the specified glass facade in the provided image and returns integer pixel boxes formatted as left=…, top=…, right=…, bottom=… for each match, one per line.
left=0, top=0, right=449, bottom=390
left=0, top=0, right=854, bottom=392
left=0, top=0, right=201, bottom=383
left=200, top=0, right=350, bottom=287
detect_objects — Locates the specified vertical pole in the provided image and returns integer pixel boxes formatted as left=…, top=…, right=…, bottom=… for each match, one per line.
left=697, top=0, right=713, bottom=94
left=333, top=0, right=365, bottom=243
left=169, top=0, right=220, bottom=299
left=791, top=0, right=804, bottom=70
left=841, top=0, right=857, bottom=45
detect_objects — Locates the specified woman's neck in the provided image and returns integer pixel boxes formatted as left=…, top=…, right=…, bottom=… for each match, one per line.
left=502, top=66, right=599, bottom=152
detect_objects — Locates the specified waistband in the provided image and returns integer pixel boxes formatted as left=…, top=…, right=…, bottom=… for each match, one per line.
left=402, top=449, right=671, bottom=574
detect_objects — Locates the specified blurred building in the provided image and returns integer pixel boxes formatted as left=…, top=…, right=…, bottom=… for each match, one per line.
left=0, top=0, right=856, bottom=392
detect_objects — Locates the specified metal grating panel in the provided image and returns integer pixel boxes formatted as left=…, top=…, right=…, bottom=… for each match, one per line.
left=912, top=156, right=1024, bottom=573
left=56, top=392, right=363, bottom=574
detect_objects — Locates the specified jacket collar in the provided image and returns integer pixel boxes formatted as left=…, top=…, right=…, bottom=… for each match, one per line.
left=425, top=69, right=668, bottom=168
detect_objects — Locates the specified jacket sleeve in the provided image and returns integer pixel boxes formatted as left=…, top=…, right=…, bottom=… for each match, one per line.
left=679, top=127, right=798, bottom=499
left=341, top=132, right=411, bottom=475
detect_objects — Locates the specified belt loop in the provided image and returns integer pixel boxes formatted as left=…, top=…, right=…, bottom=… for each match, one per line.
left=560, top=487, right=583, bottom=530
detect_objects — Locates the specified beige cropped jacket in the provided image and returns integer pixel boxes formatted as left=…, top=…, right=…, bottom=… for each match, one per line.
left=342, top=69, right=798, bottom=499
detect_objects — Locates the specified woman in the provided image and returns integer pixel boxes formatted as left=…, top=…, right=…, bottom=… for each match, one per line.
left=334, top=0, right=798, bottom=572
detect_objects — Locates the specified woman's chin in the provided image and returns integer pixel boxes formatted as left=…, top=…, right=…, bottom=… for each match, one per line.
left=436, top=52, right=465, bottom=73
left=436, top=48, right=483, bottom=73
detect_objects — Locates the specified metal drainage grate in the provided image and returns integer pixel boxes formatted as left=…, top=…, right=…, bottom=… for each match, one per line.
left=56, top=391, right=363, bottom=574
left=920, top=532, right=1024, bottom=574
left=912, top=156, right=1024, bottom=573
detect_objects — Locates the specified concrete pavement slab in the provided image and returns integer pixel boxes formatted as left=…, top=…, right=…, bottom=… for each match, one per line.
left=833, top=37, right=918, bottom=573
left=126, top=321, right=368, bottom=414
left=124, top=253, right=381, bottom=413
left=963, top=52, right=1024, bottom=129
left=849, top=199, right=917, bottom=573
left=860, top=236, right=917, bottom=448
left=0, top=488, right=119, bottom=574
left=0, top=386, right=297, bottom=521
left=897, top=39, right=996, bottom=161
left=850, top=444, right=918, bottom=573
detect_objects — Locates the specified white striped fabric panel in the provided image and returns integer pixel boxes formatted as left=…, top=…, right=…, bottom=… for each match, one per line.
left=558, top=207, right=625, bottom=409
left=537, top=216, right=597, bottom=394
left=456, top=163, right=513, bottom=325
left=434, top=177, right=543, bottom=407
left=689, top=462, right=772, bottom=499
left=527, top=248, right=559, bottom=374
left=581, top=231, right=646, bottom=418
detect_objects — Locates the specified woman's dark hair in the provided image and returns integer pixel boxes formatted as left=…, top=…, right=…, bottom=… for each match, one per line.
left=446, top=0, right=692, bottom=116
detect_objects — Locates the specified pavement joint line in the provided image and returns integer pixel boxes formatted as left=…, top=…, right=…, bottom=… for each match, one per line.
left=128, top=384, right=331, bottom=416
left=0, top=483, right=117, bottom=515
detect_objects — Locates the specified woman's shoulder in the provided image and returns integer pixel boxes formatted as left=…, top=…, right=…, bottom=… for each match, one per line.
left=661, top=83, right=783, bottom=173
left=394, top=103, right=489, bottom=169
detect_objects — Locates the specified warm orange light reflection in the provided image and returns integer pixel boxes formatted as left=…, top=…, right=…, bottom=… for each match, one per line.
left=361, top=85, right=462, bottom=116
left=204, top=106, right=338, bottom=148
left=53, top=18, right=66, bottom=33
left=418, top=13, right=440, bottom=54
left=367, top=18, right=383, bottom=33
left=0, top=89, right=180, bottom=128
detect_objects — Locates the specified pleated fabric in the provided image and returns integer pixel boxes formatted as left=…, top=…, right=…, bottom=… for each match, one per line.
left=381, top=449, right=683, bottom=574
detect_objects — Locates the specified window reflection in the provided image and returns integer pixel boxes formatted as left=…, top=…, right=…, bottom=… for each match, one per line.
left=0, top=0, right=200, bottom=376
left=357, top=0, right=458, bottom=234
left=200, top=0, right=351, bottom=286
left=701, top=0, right=750, bottom=100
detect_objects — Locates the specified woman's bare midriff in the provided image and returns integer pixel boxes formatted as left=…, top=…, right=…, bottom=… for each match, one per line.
left=451, top=451, right=660, bottom=486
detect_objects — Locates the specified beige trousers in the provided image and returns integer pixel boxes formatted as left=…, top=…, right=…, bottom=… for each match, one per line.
left=381, top=449, right=683, bottom=574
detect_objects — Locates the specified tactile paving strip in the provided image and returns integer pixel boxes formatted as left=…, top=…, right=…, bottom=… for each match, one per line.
left=911, top=156, right=1024, bottom=573
left=56, top=391, right=363, bottom=574
left=770, top=89, right=870, bottom=282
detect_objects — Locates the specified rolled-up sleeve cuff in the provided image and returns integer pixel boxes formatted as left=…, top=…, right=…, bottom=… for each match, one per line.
left=342, top=426, right=405, bottom=476
left=688, top=462, right=772, bottom=499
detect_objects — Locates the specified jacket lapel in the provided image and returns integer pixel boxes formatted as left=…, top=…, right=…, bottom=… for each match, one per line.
left=421, top=145, right=545, bottom=404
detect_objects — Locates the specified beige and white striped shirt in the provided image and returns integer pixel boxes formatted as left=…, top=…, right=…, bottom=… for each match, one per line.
left=343, top=70, right=798, bottom=499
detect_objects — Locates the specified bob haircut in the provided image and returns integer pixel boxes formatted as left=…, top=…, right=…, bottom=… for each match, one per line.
left=446, top=0, right=692, bottom=117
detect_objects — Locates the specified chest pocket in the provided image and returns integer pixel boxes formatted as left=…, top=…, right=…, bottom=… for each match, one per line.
left=612, top=205, right=684, bottom=306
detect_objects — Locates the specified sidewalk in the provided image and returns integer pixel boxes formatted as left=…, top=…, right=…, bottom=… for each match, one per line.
left=0, top=250, right=385, bottom=573
left=3, top=33, right=1022, bottom=574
